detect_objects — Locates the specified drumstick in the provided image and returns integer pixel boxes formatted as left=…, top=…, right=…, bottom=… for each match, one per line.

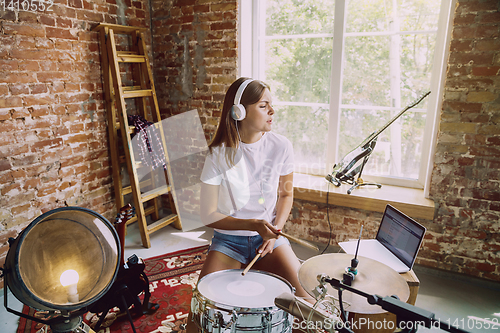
left=242, top=253, right=261, bottom=276
left=278, top=231, right=319, bottom=252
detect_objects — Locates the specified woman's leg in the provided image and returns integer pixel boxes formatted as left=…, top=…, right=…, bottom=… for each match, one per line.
left=198, top=249, right=242, bottom=279
left=253, top=243, right=311, bottom=299
left=187, top=250, right=242, bottom=333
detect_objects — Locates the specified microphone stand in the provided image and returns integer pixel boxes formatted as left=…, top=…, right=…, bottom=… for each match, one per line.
left=322, top=277, right=470, bottom=333
left=325, top=91, right=431, bottom=194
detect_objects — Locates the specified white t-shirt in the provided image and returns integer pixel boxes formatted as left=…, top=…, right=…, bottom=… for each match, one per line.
left=200, top=132, right=294, bottom=236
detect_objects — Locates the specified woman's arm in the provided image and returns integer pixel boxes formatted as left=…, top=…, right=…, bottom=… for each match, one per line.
left=257, top=172, right=294, bottom=255
left=274, top=172, right=294, bottom=230
left=200, top=182, right=278, bottom=239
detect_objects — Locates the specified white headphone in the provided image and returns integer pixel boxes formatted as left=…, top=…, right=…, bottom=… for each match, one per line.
left=230, top=79, right=253, bottom=121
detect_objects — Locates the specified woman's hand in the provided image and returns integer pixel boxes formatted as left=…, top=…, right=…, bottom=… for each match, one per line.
left=253, top=219, right=279, bottom=257
left=253, top=219, right=279, bottom=241
left=258, top=238, right=277, bottom=257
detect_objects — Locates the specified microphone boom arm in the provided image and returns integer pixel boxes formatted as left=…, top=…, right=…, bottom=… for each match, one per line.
left=322, top=276, right=470, bottom=333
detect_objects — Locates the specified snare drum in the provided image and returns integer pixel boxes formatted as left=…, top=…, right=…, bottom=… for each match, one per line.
left=191, top=269, right=294, bottom=333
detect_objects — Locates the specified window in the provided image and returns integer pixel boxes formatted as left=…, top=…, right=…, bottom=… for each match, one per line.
left=241, top=0, right=454, bottom=189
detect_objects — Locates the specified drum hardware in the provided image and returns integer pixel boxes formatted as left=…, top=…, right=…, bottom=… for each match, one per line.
left=313, top=282, right=328, bottom=301
left=275, top=273, right=351, bottom=333
left=321, top=275, right=470, bottom=333
left=298, top=253, right=410, bottom=315
left=300, top=254, right=469, bottom=333
left=313, top=274, right=329, bottom=300
left=227, top=310, right=238, bottom=333
left=274, top=292, right=348, bottom=333
left=316, top=274, right=351, bottom=327
left=325, top=91, right=431, bottom=194
left=342, top=226, right=363, bottom=286
left=213, top=311, right=223, bottom=333
left=314, top=275, right=349, bottom=317
left=264, top=310, right=273, bottom=333
left=191, top=270, right=294, bottom=333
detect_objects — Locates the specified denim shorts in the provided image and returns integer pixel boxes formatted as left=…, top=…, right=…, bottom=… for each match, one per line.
left=209, top=230, right=290, bottom=265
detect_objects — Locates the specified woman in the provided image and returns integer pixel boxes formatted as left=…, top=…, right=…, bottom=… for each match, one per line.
left=197, top=77, right=309, bottom=297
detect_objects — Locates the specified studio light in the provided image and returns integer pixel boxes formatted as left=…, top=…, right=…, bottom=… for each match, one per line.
left=2, top=207, right=121, bottom=333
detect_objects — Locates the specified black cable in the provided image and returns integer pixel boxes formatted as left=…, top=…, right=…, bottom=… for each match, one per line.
left=321, top=182, right=333, bottom=254
left=338, top=287, right=349, bottom=325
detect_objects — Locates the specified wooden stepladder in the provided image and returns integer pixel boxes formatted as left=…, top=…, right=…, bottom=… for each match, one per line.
left=93, top=23, right=182, bottom=248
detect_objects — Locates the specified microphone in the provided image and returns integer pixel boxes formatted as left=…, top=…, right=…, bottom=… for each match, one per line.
left=274, top=292, right=339, bottom=324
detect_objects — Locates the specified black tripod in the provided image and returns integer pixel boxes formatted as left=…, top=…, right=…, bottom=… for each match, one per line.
left=89, top=255, right=159, bottom=333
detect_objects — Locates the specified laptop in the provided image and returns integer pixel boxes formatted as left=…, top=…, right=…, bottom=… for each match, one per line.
left=339, top=205, right=426, bottom=273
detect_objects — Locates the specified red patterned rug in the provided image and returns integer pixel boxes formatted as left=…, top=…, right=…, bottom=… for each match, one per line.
left=16, top=245, right=209, bottom=333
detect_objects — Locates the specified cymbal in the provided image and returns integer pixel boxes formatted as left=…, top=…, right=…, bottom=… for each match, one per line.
left=298, top=253, right=409, bottom=314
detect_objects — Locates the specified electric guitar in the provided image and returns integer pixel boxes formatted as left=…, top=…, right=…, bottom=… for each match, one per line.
left=326, top=91, right=431, bottom=188
left=114, top=204, right=134, bottom=266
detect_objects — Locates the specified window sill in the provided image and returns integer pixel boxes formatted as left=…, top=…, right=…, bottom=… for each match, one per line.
left=293, top=174, right=435, bottom=220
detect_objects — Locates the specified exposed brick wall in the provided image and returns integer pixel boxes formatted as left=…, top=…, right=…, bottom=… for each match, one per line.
left=150, top=0, right=238, bottom=140
left=149, top=0, right=238, bottom=215
left=0, top=0, right=152, bottom=288
left=286, top=200, right=385, bottom=244
left=426, top=0, right=500, bottom=280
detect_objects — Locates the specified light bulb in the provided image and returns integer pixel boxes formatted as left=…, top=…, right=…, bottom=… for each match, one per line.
left=60, top=269, right=79, bottom=303
left=60, top=269, right=79, bottom=286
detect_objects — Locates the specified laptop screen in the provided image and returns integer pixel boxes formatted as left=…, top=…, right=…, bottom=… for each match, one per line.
left=376, top=205, right=426, bottom=268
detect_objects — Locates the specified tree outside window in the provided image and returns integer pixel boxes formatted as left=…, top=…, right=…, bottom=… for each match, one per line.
left=249, top=0, right=450, bottom=188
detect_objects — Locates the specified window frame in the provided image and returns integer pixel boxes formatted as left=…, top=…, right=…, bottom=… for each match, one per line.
left=240, top=0, right=455, bottom=191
